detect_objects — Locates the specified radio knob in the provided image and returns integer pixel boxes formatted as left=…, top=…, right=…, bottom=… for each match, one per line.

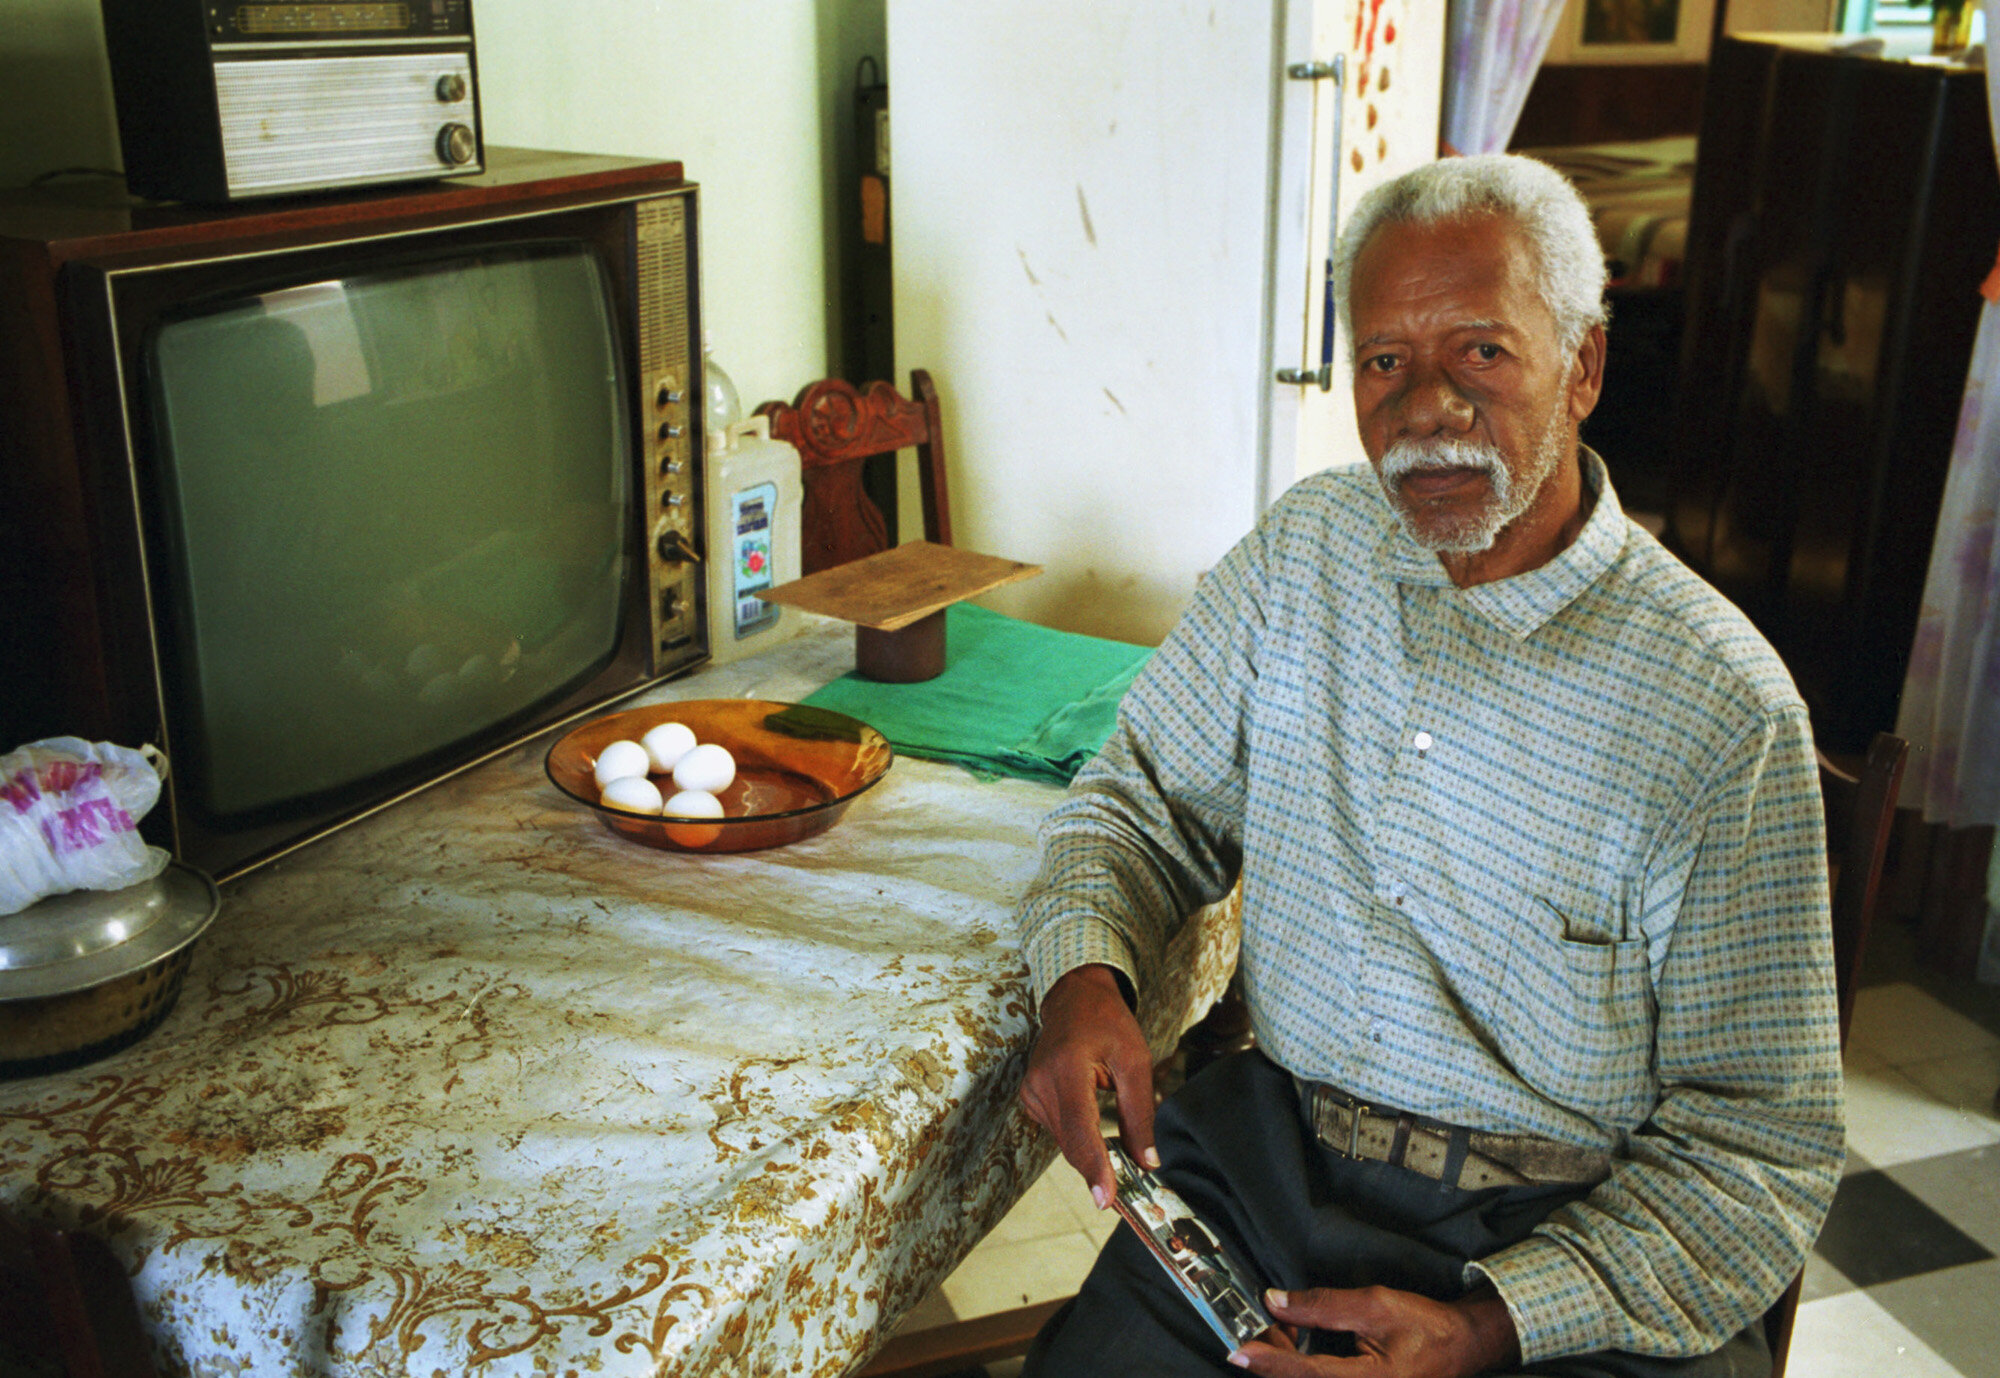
left=436, top=73, right=468, bottom=103
left=436, top=123, right=476, bottom=166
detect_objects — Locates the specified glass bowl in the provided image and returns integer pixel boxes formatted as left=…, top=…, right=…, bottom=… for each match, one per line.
left=545, top=700, right=892, bottom=853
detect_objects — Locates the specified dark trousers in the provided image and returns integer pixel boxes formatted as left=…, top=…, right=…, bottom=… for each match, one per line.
left=1024, top=1050, right=1771, bottom=1377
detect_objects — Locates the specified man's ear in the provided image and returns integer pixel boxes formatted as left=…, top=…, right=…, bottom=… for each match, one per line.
left=1567, top=323, right=1607, bottom=425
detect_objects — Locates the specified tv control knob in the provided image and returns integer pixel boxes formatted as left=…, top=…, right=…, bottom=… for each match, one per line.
left=657, top=385, right=685, bottom=407
left=655, top=527, right=702, bottom=565
left=660, top=590, right=682, bottom=620
left=436, top=73, right=468, bottom=103
left=436, top=123, right=476, bottom=166
left=658, top=421, right=684, bottom=441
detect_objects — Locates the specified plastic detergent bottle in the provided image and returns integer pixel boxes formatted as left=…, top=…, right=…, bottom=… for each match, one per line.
left=702, top=393, right=804, bottom=664
left=702, top=335, right=742, bottom=456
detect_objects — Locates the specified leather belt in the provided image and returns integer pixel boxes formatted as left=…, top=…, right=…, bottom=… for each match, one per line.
left=1295, top=1079, right=1612, bottom=1190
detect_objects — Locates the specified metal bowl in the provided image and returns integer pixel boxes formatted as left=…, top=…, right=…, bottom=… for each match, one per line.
left=0, top=861, right=220, bottom=1079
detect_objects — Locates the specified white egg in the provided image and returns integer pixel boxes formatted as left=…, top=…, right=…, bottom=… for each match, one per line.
left=599, top=774, right=664, bottom=813
left=662, top=788, right=724, bottom=847
left=662, top=789, right=723, bottom=819
left=592, top=739, right=651, bottom=789
left=641, top=721, right=698, bottom=773
left=672, top=743, right=736, bottom=794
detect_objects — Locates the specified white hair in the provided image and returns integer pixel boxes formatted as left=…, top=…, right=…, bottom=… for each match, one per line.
left=1333, top=153, right=1609, bottom=357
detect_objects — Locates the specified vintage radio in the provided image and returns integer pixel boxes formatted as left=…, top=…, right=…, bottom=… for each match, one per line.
left=100, top=0, right=483, bottom=202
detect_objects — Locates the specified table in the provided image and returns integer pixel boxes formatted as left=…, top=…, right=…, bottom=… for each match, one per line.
left=0, top=621, right=1238, bottom=1377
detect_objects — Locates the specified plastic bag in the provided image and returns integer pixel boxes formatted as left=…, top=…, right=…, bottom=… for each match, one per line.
left=0, top=738, right=171, bottom=916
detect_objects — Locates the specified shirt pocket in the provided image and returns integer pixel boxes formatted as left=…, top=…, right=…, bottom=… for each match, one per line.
left=1493, top=901, right=1657, bottom=1127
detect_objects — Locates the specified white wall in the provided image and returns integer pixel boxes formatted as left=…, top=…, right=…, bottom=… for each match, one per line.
left=0, top=0, right=839, bottom=416
left=0, top=0, right=122, bottom=188
left=474, top=1, right=831, bottom=410
left=888, top=4, right=1282, bottom=646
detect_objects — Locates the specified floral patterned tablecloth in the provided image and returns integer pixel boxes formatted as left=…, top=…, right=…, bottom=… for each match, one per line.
left=0, top=620, right=1239, bottom=1378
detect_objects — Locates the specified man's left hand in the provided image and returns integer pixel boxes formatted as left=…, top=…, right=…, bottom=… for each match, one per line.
left=1227, top=1284, right=1519, bottom=1377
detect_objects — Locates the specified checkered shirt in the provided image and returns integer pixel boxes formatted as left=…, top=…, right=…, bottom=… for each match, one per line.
left=1017, top=454, right=1845, bottom=1362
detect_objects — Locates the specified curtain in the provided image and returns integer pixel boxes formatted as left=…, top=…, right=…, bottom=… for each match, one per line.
left=1440, top=0, right=1571, bottom=155
left=1893, top=0, right=2000, bottom=979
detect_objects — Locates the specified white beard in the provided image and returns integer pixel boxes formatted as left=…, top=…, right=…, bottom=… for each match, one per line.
left=1375, top=405, right=1570, bottom=554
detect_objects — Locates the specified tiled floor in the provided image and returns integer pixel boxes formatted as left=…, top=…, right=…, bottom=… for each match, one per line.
left=884, top=931, right=2000, bottom=1377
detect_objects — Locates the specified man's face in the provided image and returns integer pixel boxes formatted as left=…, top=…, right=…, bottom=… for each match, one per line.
left=1347, top=213, right=1597, bottom=554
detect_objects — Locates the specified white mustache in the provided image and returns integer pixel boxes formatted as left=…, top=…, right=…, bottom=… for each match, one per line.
left=1378, top=437, right=1510, bottom=496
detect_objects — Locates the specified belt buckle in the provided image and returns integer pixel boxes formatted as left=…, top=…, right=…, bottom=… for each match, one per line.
left=1316, top=1084, right=1370, bottom=1160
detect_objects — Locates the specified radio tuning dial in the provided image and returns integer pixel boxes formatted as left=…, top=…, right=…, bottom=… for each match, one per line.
left=436, top=73, right=468, bottom=103
left=436, top=123, right=476, bottom=166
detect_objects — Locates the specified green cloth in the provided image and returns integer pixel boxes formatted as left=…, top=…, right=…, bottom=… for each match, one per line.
left=801, top=603, right=1152, bottom=785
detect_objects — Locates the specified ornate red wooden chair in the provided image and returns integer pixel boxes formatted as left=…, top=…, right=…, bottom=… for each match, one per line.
left=754, top=370, right=952, bottom=574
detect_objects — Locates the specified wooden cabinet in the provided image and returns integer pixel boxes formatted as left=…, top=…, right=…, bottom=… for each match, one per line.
left=1667, top=36, right=2000, bottom=753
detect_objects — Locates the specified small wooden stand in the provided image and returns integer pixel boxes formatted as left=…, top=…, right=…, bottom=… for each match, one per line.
left=759, top=541, right=1041, bottom=682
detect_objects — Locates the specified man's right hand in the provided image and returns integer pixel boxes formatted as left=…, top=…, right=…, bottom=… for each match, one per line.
left=1017, top=963, right=1160, bottom=1208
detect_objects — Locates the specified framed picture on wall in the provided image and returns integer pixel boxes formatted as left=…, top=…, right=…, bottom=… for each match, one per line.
left=1543, top=0, right=1718, bottom=61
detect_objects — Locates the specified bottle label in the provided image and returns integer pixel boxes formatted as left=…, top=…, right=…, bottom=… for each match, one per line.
left=730, top=481, right=780, bottom=639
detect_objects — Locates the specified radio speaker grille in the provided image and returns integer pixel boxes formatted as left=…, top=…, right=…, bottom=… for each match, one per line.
left=216, top=52, right=478, bottom=196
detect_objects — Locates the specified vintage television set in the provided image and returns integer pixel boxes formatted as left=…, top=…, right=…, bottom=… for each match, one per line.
left=0, top=149, right=710, bottom=880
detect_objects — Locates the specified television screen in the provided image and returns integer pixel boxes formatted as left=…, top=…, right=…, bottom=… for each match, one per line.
left=147, top=246, right=630, bottom=819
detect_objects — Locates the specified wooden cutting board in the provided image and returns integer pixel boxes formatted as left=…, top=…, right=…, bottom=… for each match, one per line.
left=758, top=541, right=1041, bottom=631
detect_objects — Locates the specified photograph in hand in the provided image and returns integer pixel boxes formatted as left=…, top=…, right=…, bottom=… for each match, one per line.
left=1105, top=1138, right=1277, bottom=1352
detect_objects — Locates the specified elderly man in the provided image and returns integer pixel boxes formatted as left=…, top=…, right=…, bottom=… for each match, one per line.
left=1014, top=154, right=1842, bottom=1377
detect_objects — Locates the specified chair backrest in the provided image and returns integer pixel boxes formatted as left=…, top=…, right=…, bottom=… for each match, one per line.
left=1819, top=732, right=1909, bottom=1048
left=755, top=370, right=953, bottom=575
left=1765, top=730, right=1907, bottom=1378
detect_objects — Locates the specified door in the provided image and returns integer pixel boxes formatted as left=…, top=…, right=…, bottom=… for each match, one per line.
left=1276, top=0, right=1446, bottom=492
left=889, top=1, right=1442, bottom=644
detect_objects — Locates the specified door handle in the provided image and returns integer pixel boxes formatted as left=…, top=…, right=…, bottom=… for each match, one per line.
left=1276, top=52, right=1345, bottom=392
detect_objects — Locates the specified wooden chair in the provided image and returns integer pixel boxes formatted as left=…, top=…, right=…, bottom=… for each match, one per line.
left=755, top=370, right=952, bottom=575
left=859, top=735, right=1910, bottom=1378
left=0, top=1209, right=159, bottom=1378
left=1764, top=730, right=1908, bottom=1378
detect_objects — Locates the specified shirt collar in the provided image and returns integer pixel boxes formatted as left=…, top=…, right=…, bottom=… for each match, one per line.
left=1371, top=447, right=1629, bottom=639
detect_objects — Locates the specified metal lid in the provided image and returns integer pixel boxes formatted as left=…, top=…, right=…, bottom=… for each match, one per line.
left=0, top=862, right=220, bottom=1000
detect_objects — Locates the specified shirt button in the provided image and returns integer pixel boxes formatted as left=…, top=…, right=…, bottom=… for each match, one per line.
left=1413, top=731, right=1433, bottom=752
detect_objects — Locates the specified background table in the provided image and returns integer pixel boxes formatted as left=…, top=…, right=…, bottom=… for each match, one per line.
left=0, top=621, right=1237, bottom=1377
